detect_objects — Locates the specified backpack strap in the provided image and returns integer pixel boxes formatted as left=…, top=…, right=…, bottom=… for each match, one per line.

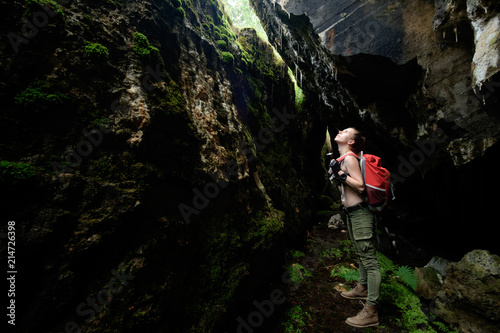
left=336, top=152, right=363, bottom=201
left=337, top=152, right=360, bottom=163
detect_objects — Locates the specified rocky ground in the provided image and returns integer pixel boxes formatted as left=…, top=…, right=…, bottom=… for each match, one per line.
left=273, top=217, right=402, bottom=332
left=248, top=212, right=451, bottom=333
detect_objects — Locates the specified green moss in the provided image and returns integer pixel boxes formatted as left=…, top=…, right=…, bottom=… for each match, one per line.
left=221, top=51, right=234, bottom=64
left=89, top=158, right=112, bottom=179
left=90, top=117, right=112, bottom=129
left=87, top=153, right=139, bottom=183
left=282, top=305, right=312, bottom=333
left=217, top=25, right=236, bottom=41
left=82, top=13, right=92, bottom=22
left=133, top=32, right=160, bottom=59
left=216, top=39, right=227, bottom=50
left=287, top=68, right=305, bottom=109
left=84, top=42, right=109, bottom=59
left=381, top=281, right=435, bottom=332
left=192, top=214, right=249, bottom=329
left=237, top=30, right=283, bottom=81
left=288, top=263, right=313, bottom=285
left=196, top=207, right=286, bottom=326
left=170, top=0, right=182, bottom=8
left=175, top=6, right=186, bottom=18
left=246, top=208, right=285, bottom=249
left=24, top=0, right=64, bottom=16
left=321, top=239, right=352, bottom=259
left=325, top=250, right=433, bottom=331
left=183, top=0, right=236, bottom=47
left=15, top=87, right=65, bottom=106
left=0, top=161, right=36, bottom=182
left=14, top=80, right=69, bottom=111
left=161, top=79, right=186, bottom=115
left=370, top=252, right=435, bottom=332
left=330, top=265, right=359, bottom=281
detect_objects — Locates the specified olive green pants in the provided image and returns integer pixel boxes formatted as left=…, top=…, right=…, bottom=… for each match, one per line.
left=345, top=206, right=381, bottom=306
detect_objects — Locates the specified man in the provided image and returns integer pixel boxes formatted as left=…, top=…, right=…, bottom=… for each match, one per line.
left=329, top=127, right=381, bottom=328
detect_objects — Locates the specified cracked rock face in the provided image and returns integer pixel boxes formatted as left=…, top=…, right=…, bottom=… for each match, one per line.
left=1, top=1, right=316, bottom=331
left=467, top=0, right=500, bottom=87
left=283, top=0, right=500, bottom=165
left=2, top=0, right=500, bottom=331
left=433, top=250, right=500, bottom=333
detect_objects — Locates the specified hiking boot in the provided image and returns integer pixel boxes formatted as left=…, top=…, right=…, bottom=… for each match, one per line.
left=345, top=302, right=379, bottom=328
left=341, top=282, right=367, bottom=300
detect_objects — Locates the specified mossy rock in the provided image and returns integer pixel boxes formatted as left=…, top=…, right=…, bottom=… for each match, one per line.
left=415, top=266, right=443, bottom=300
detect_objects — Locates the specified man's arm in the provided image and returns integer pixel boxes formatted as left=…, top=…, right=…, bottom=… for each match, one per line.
left=339, top=155, right=365, bottom=194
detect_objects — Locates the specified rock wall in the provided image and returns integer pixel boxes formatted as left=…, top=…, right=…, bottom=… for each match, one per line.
left=417, top=250, right=500, bottom=333
left=2, top=0, right=500, bottom=331
left=269, top=0, right=500, bottom=258
left=283, top=0, right=500, bottom=165
left=0, top=0, right=320, bottom=331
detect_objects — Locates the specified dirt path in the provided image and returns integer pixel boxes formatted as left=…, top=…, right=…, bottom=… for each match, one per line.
left=272, top=213, right=405, bottom=333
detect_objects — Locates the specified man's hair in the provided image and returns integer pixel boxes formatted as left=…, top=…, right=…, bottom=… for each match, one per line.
left=350, top=128, right=366, bottom=154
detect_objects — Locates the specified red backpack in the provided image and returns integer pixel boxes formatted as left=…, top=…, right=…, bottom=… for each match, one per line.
left=338, top=152, right=393, bottom=213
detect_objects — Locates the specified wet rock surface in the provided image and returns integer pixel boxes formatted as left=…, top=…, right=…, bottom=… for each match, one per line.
left=1, top=0, right=500, bottom=331
left=432, top=250, right=500, bottom=333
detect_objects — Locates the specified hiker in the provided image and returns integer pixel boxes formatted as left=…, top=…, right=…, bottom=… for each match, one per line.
left=330, top=127, right=381, bottom=328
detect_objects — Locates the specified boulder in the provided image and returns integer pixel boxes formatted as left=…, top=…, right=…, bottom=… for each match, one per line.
left=415, top=256, right=449, bottom=300
left=432, top=250, right=500, bottom=333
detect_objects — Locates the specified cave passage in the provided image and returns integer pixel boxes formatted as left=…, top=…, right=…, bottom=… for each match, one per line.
left=2, top=0, right=500, bottom=332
